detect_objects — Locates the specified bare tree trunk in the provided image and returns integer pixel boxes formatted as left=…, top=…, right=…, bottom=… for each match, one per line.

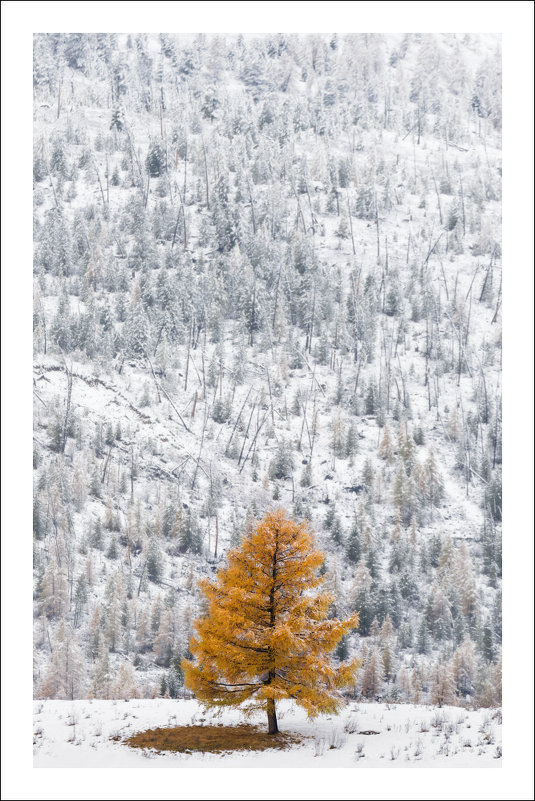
left=422, top=233, right=443, bottom=274
left=492, top=389, right=500, bottom=469
left=61, top=363, right=73, bottom=454
left=239, top=406, right=271, bottom=473
left=184, top=318, right=193, bottom=391
left=491, top=275, right=502, bottom=324
left=57, top=74, right=62, bottom=120
left=272, top=264, right=282, bottom=334
left=202, top=139, right=210, bottom=209
left=238, top=402, right=256, bottom=467
left=310, top=395, right=318, bottom=458
left=145, top=350, right=190, bottom=432
left=105, top=154, right=109, bottom=206
left=375, top=197, right=380, bottom=262
left=101, top=444, right=113, bottom=483
left=146, top=354, right=162, bottom=403
left=307, top=284, right=316, bottom=354
left=305, top=180, right=316, bottom=235
left=266, top=369, right=275, bottom=427
left=130, top=446, right=135, bottom=498
left=246, top=174, right=256, bottom=235
left=267, top=697, right=278, bottom=735
left=191, top=410, right=208, bottom=490
left=183, top=139, right=187, bottom=201
left=431, top=171, right=443, bottom=226
left=438, top=255, right=450, bottom=300
left=297, top=391, right=308, bottom=451
left=249, top=282, right=256, bottom=346
left=226, top=387, right=253, bottom=453
left=171, top=199, right=186, bottom=250
left=346, top=191, right=356, bottom=255
left=459, top=175, right=466, bottom=236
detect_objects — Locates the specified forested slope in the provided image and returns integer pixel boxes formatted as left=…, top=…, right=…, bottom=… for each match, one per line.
left=33, top=33, right=502, bottom=704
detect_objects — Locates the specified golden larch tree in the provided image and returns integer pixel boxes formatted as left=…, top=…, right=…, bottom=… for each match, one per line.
left=183, top=509, right=360, bottom=734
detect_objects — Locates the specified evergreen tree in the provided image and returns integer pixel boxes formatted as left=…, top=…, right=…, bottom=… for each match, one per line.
left=268, top=439, right=294, bottom=481
left=481, top=621, right=495, bottom=663
left=110, top=107, right=124, bottom=132
left=421, top=448, right=444, bottom=507
left=485, top=471, right=502, bottom=522
left=351, top=560, right=375, bottom=635
left=417, top=618, right=430, bottom=654
left=179, top=509, right=202, bottom=554
left=145, top=141, right=166, bottom=177
left=146, top=539, right=163, bottom=583
left=346, top=517, right=362, bottom=564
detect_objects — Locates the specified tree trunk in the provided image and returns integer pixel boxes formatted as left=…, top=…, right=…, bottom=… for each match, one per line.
left=267, top=698, right=278, bottom=735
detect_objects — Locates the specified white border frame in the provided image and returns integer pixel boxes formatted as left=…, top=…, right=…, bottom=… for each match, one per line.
left=1, top=2, right=533, bottom=799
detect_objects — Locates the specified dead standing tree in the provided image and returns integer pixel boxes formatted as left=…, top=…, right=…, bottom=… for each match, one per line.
left=59, top=358, right=73, bottom=455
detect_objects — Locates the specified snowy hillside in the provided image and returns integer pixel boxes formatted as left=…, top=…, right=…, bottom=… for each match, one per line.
left=33, top=33, right=502, bottom=708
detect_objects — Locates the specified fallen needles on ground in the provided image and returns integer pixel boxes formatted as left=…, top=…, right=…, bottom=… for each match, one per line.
left=121, top=724, right=304, bottom=754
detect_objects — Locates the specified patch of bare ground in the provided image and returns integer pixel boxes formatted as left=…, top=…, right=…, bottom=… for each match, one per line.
left=120, top=724, right=305, bottom=754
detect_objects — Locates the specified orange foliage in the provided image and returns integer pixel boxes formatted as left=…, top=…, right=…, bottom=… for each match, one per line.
left=183, top=509, right=360, bottom=730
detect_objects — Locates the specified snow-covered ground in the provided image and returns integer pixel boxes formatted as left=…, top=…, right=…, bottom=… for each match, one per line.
left=33, top=699, right=502, bottom=768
